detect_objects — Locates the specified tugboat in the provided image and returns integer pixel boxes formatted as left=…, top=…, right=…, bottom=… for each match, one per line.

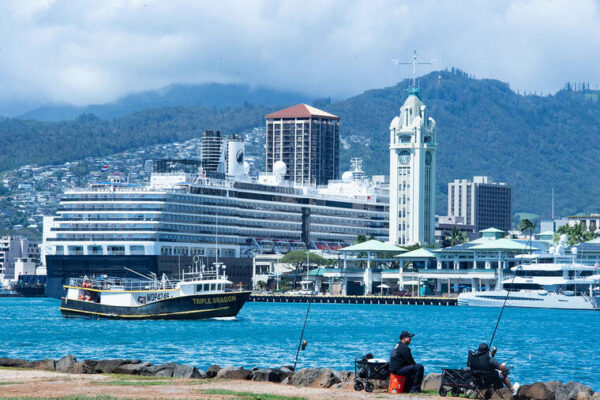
left=60, top=262, right=250, bottom=320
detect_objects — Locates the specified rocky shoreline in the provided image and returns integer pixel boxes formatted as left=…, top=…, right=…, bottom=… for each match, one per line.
left=0, top=356, right=597, bottom=400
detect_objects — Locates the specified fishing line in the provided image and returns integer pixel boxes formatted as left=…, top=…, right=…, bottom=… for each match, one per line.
left=293, top=299, right=312, bottom=371
left=489, top=266, right=521, bottom=348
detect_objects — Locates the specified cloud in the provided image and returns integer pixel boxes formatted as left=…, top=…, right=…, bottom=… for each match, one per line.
left=0, top=0, right=599, bottom=114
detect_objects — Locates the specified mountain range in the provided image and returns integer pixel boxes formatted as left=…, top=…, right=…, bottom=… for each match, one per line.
left=16, top=83, right=310, bottom=121
left=2, top=70, right=600, bottom=220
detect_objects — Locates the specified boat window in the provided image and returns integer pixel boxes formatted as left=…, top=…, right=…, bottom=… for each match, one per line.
left=210, top=284, right=216, bottom=291
left=203, top=284, right=209, bottom=291
left=217, top=284, right=222, bottom=291
left=196, top=284, right=202, bottom=292
left=503, top=283, right=543, bottom=291
left=516, top=270, right=562, bottom=277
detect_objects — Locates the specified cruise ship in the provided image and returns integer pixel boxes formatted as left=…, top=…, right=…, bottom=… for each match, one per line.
left=43, top=140, right=389, bottom=298
left=458, top=252, right=600, bottom=310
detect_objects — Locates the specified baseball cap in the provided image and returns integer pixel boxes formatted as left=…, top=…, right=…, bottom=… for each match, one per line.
left=400, top=331, right=415, bottom=339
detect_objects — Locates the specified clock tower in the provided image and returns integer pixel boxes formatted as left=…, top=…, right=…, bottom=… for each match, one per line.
left=389, top=88, right=436, bottom=246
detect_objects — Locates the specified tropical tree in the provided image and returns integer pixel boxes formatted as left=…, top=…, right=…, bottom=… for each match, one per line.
left=556, top=223, right=600, bottom=246
left=518, top=218, right=536, bottom=253
left=279, top=250, right=327, bottom=289
left=444, top=227, right=468, bottom=247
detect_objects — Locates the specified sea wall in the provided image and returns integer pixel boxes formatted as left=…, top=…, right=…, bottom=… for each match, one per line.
left=0, top=356, right=597, bottom=400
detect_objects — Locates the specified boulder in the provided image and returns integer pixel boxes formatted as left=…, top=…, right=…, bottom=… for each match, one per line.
left=250, top=368, right=284, bottom=383
left=337, top=371, right=354, bottom=382
left=422, top=372, right=442, bottom=391
left=555, top=382, right=594, bottom=400
left=494, top=387, right=513, bottom=400
left=143, top=363, right=178, bottom=377
left=95, top=359, right=141, bottom=374
left=205, top=364, right=221, bottom=378
left=290, top=368, right=321, bottom=386
left=0, top=358, right=31, bottom=368
left=280, top=365, right=294, bottom=373
left=545, top=382, right=564, bottom=394
left=173, top=364, right=203, bottom=379
left=216, top=366, right=251, bottom=380
left=56, top=355, right=77, bottom=373
left=518, top=382, right=555, bottom=400
left=31, top=359, right=56, bottom=371
left=317, top=368, right=341, bottom=388
left=72, top=361, right=95, bottom=374
left=112, top=362, right=152, bottom=375
left=576, top=392, right=592, bottom=400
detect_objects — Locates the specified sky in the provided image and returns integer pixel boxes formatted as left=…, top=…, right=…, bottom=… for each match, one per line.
left=1, top=0, right=600, bottom=115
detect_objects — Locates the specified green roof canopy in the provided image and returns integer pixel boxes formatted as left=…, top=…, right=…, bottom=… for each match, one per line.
left=480, top=227, right=505, bottom=233
left=339, top=239, right=407, bottom=253
left=470, top=238, right=534, bottom=251
left=396, top=248, right=436, bottom=258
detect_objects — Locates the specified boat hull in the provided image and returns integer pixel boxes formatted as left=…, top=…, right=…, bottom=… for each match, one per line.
left=60, top=291, right=251, bottom=320
left=458, top=290, right=600, bottom=310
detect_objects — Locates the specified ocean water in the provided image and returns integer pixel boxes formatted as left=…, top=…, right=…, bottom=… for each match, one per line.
left=0, top=298, right=598, bottom=390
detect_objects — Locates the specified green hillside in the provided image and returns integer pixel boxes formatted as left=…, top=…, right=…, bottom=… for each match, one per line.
left=2, top=70, right=600, bottom=219
left=326, top=69, right=600, bottom=219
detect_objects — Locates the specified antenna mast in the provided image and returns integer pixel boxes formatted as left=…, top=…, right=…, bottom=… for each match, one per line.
left=392, top=50, right=433, bottom=90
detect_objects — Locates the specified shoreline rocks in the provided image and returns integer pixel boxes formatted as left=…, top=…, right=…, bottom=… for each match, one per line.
left=0, top=356, right=595, bottom=398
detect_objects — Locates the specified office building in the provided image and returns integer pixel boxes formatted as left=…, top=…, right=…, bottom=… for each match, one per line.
left=265, top=104, right=340, bottom=185
left=447, top=176, right=512, bottom=232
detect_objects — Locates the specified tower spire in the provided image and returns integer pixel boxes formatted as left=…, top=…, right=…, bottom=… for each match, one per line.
left=392, top=50, right=432, bottom=94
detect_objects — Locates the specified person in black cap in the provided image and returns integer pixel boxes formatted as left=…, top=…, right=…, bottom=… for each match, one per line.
left=389, top=330, right=425, bottom=393
left=470, top=343, right=520, bottom=396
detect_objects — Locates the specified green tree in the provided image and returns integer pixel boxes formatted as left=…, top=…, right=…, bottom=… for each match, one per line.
left=556, top=223, right=600, bottom=245
left=444, top=227, right=468, bottom=247
left=518, top=218, right=536, bottom=252
left=279, top=250, right=327, bottom=289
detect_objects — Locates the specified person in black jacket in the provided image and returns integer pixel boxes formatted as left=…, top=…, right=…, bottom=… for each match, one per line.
left=389, top=330, right=425, bottom=393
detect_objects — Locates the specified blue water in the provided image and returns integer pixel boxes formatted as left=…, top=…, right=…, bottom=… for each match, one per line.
left=0, top=298, right=598, bottom=390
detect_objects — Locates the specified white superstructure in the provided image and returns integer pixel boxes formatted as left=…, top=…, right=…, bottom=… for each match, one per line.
left=389, top=88, right=436, bottom=246
left=458, top=255, right=600, bottom=310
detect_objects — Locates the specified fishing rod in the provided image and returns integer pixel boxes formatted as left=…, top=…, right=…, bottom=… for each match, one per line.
left=293, top=299, right=311, bottom=371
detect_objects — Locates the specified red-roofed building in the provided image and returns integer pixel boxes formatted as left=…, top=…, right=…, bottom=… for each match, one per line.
left=265, top=104, right=340, bottom=185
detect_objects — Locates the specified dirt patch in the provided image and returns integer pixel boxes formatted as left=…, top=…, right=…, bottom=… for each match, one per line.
left=0, top=369, right=440, bottom=399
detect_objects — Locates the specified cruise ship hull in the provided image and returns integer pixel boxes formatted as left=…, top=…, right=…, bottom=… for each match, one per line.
left=60, top=291, right=251, bottom=320
left=458, top=290, right=600, bottom=310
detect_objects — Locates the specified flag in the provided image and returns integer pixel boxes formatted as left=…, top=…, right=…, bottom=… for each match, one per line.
left=100, top=164, right=109, bottom=172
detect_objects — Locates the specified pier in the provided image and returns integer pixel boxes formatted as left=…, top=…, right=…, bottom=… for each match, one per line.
left=249, top=294, right=457, bottom=306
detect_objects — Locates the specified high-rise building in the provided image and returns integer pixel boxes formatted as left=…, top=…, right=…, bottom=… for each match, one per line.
left=0, top=236, right=41, bottom=282
left=265, top=104, right=340, bottom=185
left=201, top=130, right=224, bottom=173
left=389, top=89, right=437, bottom=246
left=447, top=176, right=512, bottom=232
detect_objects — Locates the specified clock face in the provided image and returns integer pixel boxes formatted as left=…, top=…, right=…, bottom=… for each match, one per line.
left=399, top=151, right=410, bottom=165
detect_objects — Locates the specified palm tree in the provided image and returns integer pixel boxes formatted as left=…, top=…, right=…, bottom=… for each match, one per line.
left=518, top=218, right=536, bottom=253
left=444, top=227, right=468, bottom=247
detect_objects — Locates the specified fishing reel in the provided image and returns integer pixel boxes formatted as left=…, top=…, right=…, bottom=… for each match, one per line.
left=491, top=346, right=497, bottom=357
left=301, top=340, right=308, bottom=351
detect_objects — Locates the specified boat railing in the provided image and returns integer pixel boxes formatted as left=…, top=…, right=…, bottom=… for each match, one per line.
left=68, top=277, right=176, bottom=291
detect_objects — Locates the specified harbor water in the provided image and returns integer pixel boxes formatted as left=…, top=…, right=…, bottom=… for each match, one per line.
left=0, top=298, right=598, bottom=390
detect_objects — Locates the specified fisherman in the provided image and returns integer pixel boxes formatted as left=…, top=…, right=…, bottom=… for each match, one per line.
left=389, top=330, right=424, bottom=393
left=470, top=343, right=520, bottom=396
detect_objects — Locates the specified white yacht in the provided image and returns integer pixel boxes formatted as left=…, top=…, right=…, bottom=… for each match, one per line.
left=458, top=240, right=600, bottom=310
